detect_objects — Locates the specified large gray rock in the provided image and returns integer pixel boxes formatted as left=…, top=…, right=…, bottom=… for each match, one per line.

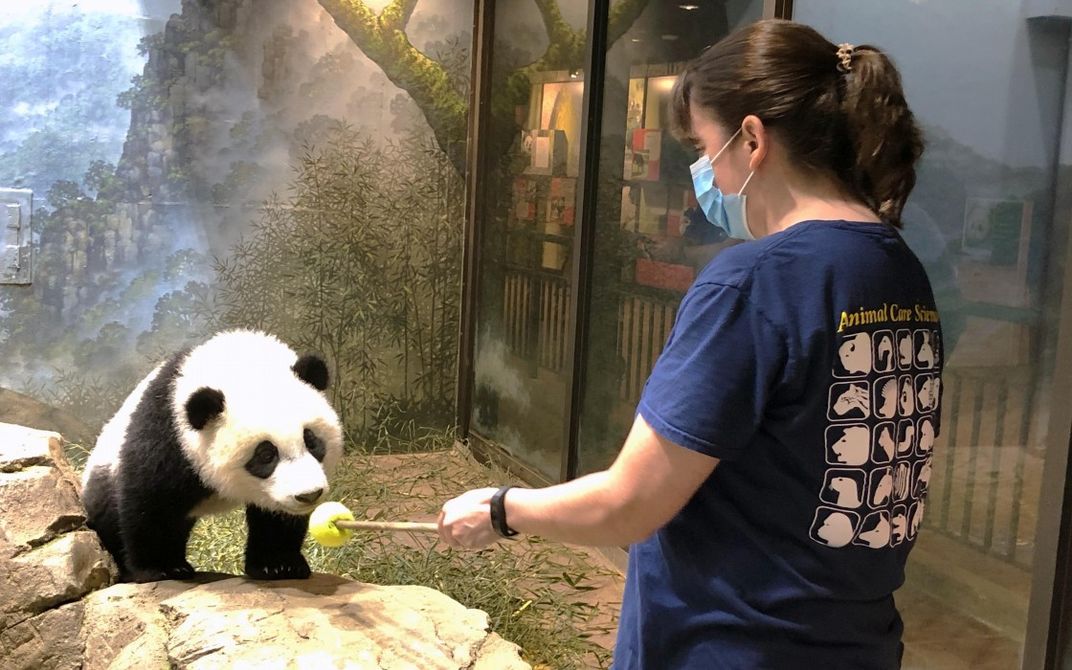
left=81, top=574, right=529, bottom=670
left=0, top=422, right=530, bottom=670
left=0, top=391, right=96, bottom=448
left=0, top=423, right=114, bottom=669
left=0, top=601, right=85, bottom=670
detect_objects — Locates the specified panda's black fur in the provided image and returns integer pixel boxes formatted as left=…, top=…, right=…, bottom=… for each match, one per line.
left=81, top=330, right=343, bottom=583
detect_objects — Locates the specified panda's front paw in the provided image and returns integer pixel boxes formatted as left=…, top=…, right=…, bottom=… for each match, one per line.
left=128, top=560, right=196, bottom=583
left=245, top=553, right=311, bottom=580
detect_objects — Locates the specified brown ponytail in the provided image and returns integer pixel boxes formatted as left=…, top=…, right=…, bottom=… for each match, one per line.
left=840, top=46, right=924, bottom=224
left=670, top=20, right=924, bottom=226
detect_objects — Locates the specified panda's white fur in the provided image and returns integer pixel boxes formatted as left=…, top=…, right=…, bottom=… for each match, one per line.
left=81, top=329, right=344, bottom=583
left=169, top=329, right=342, bottom=515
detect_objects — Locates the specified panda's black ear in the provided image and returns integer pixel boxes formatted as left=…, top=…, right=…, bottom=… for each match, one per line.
left=293, top=355, right=329, bottom=391
left=186, top=387, right=225, bottom=430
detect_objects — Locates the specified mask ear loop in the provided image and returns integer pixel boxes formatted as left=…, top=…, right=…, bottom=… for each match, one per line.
left=711, top=126, right=754, bottom=196
left=738, top=170, right=755, bottom=196
left=710, top=127, right=743, bottom=163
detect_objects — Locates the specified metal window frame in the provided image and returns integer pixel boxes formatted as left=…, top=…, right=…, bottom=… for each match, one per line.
left=1024, top=17, right=1072, bottom=670
left=558, top=0, right=610, bottom=482
left=455, top=0, right=495, bottom=440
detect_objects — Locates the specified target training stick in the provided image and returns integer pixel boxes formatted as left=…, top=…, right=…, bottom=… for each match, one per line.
left=309, top=501, right=437, bottom=547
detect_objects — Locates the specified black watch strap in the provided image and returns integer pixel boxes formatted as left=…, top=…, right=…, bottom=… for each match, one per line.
left=490, top=485, right=519, bottom=538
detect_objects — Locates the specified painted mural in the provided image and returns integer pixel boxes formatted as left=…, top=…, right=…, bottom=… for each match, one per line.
left=0, top=0, right=475, bottom=445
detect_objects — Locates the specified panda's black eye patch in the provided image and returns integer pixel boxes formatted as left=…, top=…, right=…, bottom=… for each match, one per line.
left=304, top=428, right=326, bottom=462
left=245, top=441, right=279, bottom=479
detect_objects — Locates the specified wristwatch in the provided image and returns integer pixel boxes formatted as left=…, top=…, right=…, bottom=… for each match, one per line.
left=490, top=485, right=519, bottom=538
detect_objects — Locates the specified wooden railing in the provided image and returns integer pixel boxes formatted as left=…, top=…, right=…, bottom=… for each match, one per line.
left=925, top=365, right=1040, bottom=569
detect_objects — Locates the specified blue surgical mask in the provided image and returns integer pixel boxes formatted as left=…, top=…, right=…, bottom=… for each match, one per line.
left=689, top=128, right=756, bottom=241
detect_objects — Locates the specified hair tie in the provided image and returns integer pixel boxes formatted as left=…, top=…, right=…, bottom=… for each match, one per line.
left=836, top=43, right=855, bottom=74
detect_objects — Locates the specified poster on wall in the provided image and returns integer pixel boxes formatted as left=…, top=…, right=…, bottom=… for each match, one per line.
left=547, top=177, right=576, bottom=226
left=626, top=128, right=661, bottom=181
left=513, top=177, right=537, bottom=222
left=961, top=197, right=1032, bottom=267
left=958, top=196, right=1034, bottom=309
left=525, top=129, right=568, bottom=176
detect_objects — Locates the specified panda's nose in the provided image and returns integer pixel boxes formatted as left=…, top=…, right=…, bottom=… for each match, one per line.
left=294, top=488, right=324, bottom=505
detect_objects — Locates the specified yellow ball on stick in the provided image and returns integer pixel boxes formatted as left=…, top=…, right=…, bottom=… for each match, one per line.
left=308, top=501, right=355, bottom=547
left=308, top=501, right=441, bottom=547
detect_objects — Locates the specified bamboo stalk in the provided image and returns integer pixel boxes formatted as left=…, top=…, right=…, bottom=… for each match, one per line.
left=334, top=520, right=439, bottom=533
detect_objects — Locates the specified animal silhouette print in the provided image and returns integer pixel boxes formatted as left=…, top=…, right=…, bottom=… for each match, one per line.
left=811, top=508, right=858, bottom=548
left=815, top=318, right=939, bottom=552
left=837, top=333, right=872, bottom=376
left=891, top=505, right=908, bottom=545
left=874, top=331, right=895, bottom=373
left=875, top=378, right=897, bottom=419
left=874, top=423, right=895, bottom=462
left=917, top=418, right=935, bottom=454
left=917, top=376, right=940, bottom=412
left=854, top=512, right=891, bottom=549
left=899, top=376, right=915, bottom=416
left=831, top=383, right=870, bottom=420
left=897, top=330, right=913, bottom=369
left=914, top=459, right=932, bottom=496
left=897, top=420, right=915, bottom=455
left=910, top=500, right=926, bottom=538
left=823, top=472, right=864, bottom=509
left=827, top=425, right=870, bottom=466
left=870, top=468, right=893, bottom=507
left=893, top=462, right=912, bottom=502
left=916, top=330, right=935, bottom=369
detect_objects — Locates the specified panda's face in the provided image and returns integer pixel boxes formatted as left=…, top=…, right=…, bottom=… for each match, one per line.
left=183, top=385, right=344, bottom=515
left=228, top=417, right=340, bottom=515
left=171, top=331, right=344, bottom=515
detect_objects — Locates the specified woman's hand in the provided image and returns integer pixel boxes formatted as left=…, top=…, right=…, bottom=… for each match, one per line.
left=438, top=487, right=501, bottom=550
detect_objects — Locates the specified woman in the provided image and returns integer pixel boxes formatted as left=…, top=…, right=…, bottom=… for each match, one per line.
left=439, top=19, right=940, bottom=669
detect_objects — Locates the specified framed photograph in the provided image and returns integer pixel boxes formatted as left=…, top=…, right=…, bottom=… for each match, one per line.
left=961, top=197, right=1032, bottom=268
left=957, top=197, right=1034, bottom=309
left=512, top=177, right=537, bottom=222
left=525, top=129, right=568, bottom=176
left=547, top=177, right=576, bottom=226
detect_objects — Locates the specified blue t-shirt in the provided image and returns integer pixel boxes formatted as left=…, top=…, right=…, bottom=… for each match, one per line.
left=615, top=220, right=943, bottom=669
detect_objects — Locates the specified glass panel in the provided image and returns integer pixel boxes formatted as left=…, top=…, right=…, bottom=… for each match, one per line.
left=575, top=0, right=764, bottom=475
left=0, top=1, right=472, bottom=447
left=469, top=0, right=591, bottom=479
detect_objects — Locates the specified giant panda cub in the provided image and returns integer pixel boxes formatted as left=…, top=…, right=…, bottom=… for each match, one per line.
left=81, top=329, right=343, bottom=583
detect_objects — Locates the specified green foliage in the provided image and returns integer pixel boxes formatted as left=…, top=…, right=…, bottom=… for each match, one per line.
left=423, top=33, right=472, bottom=101
left=208, top=123, right=463, bottom=444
